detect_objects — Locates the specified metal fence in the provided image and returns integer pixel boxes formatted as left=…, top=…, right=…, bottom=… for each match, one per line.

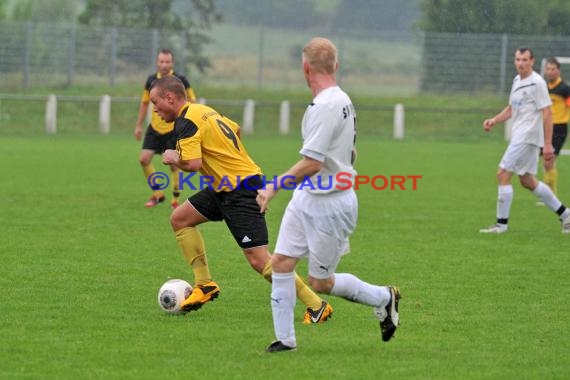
left=3, top=21, right=570, bottom=96
left=2, top=21, right=570, bottom=96
left=4, top=22, right=570, bottom=140
left=0, top=21, right=185, bottom=88
left=421, top=32, right=570, bottom=95
left=0, top=21, right=423, bottom=95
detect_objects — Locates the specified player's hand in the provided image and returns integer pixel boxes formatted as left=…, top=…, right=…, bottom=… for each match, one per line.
left=543, top=143, right=554, bottom=161
left=483, top=118, right=496, bottom=132
left=162, top=149, right=179, bottom=165
left=256, top=188, right=277, bottom=213
left=134, top=126, right=143, bottom=141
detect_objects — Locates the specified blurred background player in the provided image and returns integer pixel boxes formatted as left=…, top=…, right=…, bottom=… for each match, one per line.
left=480, top=48, right=570, bottom=234
left=542, top=57, right=570, bottom=196
left=134, top=48, right=197, bottom=208
left=149, top=76, right=332, bottom=323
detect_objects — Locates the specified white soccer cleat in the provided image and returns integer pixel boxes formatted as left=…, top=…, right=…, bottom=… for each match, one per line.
left=479, top=223, right=508, bottom=234
left=562, top=215, right=570, bottom=234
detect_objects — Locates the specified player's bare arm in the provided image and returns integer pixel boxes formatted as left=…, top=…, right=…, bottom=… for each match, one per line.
left=134, top=101, right=149, bottom=140
left=256, top=156, right=322, bottom=213
left=483, top=105, right=512, bottom=131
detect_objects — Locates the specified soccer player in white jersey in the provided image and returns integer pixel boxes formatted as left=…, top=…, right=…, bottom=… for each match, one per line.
left=256, top=37, right=400, bottom=353
left=480, top=47, right=570, bottom=234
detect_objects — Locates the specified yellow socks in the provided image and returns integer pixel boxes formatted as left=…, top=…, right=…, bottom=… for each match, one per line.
left=294, top=274, right=323, bottom=310
left=262, top=261, right=322, bottom=310
left=171, top=168, right=180, bottom=203
left=544, top=167, right=559, bottom=195
left=175, top=227, right=212, bottom=286
left=143, top=163, right=164, bottom=198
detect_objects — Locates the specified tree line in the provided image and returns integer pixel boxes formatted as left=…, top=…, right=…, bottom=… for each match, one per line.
left=420, top=0, right=570, bottom=35
left=2, top=0, right=570, bottom=75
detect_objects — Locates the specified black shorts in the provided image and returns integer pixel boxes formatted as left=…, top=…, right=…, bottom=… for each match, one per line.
left=142, top=125, right=176, bottom=154
left=553, top=123, right=568, bottom=155
left=188, top=175, right=268, bottom=249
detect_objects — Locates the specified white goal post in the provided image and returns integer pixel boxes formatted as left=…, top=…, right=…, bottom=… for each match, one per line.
left=540, top=56, right=570, bottom=156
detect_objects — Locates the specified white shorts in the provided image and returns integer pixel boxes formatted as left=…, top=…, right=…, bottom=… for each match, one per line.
left=499, top=143, right=539, bottom=175
left=274, top=189, right=358, bottom=279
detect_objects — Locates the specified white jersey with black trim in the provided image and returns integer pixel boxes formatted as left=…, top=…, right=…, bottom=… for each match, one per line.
left=509, top=71, right=552, bottom=147
left=299, top=86, right=357, bottom=195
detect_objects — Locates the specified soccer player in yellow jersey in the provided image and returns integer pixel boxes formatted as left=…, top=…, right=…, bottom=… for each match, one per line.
left=148, top=76, right=333, bottom=322
left=543, top=57, right=570, bottom=195
left=134, top=49, right=197, bottom=208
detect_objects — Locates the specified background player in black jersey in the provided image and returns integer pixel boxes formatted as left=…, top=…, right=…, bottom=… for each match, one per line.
left=134, top=49, right=197, bottom=208
left=542, top=57, right=570, bottom=197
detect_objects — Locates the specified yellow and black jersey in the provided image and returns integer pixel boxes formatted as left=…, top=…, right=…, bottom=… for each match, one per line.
left=548, top=77, right=570, bottom=124
left=141, top=70, right=197, bottom=134
left=174, top=102, right=261, bottom=192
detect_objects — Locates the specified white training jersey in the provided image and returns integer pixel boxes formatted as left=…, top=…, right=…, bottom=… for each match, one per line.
left=509, top=71, right=552, bottom=147
left=299, top=86, right=357, bottom=194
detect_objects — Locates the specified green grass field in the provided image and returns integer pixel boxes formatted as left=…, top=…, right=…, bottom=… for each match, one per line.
left=1, top=133, right=569, bottom=379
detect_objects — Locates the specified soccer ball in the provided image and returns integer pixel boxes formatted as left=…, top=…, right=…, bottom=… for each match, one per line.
left=157, top=279, right=193, bottom=314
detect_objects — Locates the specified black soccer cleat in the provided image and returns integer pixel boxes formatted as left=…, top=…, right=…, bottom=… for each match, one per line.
left=266, top=340, right=296, bottom=353
left=374, top=286, right=401, bottom=342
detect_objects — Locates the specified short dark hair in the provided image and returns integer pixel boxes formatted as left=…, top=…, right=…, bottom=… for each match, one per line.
left=516, top=47, right=534, bottom=59
left=546, top=57, right=561, bottom=68
left=158, top=48, right=174, bottom=58
left=150, top=76, right=186, bottom=100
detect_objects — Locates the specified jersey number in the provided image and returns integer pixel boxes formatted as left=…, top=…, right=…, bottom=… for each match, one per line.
left=216, top=119, right=240, bottom=151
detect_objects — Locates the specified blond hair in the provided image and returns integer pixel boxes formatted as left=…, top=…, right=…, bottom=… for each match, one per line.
left=302, top=37, right=337, bottom=75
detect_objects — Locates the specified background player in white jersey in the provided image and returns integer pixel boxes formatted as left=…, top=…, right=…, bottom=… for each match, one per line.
left=256, top=37, right=400, bottom=353
left=480, top=47, right=570, bottom=234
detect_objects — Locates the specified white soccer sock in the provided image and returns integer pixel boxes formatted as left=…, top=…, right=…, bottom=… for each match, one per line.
left=497, top=185, right=513, bottom=221
left=533, top=181, right=562, bottom=212
left=330, top=273, right=391, bottom=308
left=271, top=272, right=297, bottom=347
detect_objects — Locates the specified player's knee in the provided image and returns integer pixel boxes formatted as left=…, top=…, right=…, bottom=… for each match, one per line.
left=248, top=261, right=264, bottom=274
left=496, top=171, right=508, bottom=184
left=271, top=253, right=295, bottom=273
left=243, top=248, right=270, bottom=274
left=170, top=214, right=180, bottom=230
left=139, top=155, right=151, bottom=166
left=309, top=277, right=333, bottom=294
left=519, top=177, right=536, bottom=190
left=170, top=209, right=187, bottom=231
